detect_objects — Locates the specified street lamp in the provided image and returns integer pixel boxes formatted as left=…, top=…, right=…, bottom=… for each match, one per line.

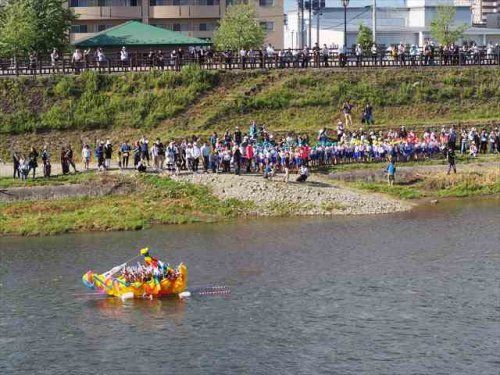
left=342, top=0, right=349, bottom=48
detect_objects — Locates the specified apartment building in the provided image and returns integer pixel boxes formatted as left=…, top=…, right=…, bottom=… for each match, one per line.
left=472, top=0, right=499, bottom=24
left=69, top=0, right=284, bottom=48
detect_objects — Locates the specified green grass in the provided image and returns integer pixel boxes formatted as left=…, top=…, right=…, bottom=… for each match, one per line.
left=349, top=165, right=499, bottom=200
left=0, top=174, right=250, bottom=236
left=1, top=67, right=498, bottom=139
left=352, top=181, right=425, bottom=199
left=321, top=154, right=498, bottom=174
left=0, top=65, right=219, bottom=134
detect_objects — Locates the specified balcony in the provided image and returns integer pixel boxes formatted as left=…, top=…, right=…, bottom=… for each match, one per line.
left=149, top=5, right=220, bottom=19
left=72, top=6, right=143, bottom=20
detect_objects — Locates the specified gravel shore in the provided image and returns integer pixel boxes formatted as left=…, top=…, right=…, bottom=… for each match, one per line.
left=173, top=173, right=413, bottom=216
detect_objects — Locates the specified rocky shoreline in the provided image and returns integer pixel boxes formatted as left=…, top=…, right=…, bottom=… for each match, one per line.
left=173, top=173, right=413, bottom=216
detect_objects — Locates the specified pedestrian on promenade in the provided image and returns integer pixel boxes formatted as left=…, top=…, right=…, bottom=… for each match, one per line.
left=12, top=152, right=20, bottom=179
left=104, top=140, right=113, bottom=169
left=28, top=147, right=38, bottom=179
left=95, top=141, right=105, bottom=171
left=41, top=146, right=51, bottom=177
left=120, top=140, right=131, bottom=169
left=82, top=144, right=91, bottom=170
left=65, top=145, right=78, bottom=173
left=61, top=147, right=69, bottom=175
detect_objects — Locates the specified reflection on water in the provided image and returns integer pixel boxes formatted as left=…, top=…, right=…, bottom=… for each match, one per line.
left=0, top=197, right=499, bottom=374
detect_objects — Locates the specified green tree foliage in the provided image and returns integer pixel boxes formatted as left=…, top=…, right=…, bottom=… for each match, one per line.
left=30, top=0, right=77, bottom=54
left=0, top=0, right=38, bottom=57
left=356, top=23, right=373, bottom=51
left=430, top=5, right=467, bottom=46
left=213, top=3, right=265, bottom=50
left=0, top=0, right=75, bottom=57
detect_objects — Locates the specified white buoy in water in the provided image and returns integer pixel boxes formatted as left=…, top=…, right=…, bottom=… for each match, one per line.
left=120, top=292, right=134, bottom=301
left=178, top=291, right=191, bottom=299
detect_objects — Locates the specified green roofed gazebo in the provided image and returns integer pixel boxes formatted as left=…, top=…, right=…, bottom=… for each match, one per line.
left=73, top=21, right=211, bottom=50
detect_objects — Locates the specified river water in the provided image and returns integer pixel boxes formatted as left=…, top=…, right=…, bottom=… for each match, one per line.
left=1, top=198, right=499, bottom=374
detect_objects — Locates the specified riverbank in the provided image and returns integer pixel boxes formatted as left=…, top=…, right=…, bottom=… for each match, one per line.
left=1, top=158, right=498, bottom=236
left=0, top=171, right=412, bottom=236
left=2, top=66, right=499, bottom=159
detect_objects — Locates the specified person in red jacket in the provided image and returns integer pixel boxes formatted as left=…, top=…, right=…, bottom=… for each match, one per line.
left=246, top=144, right=254, bottom=173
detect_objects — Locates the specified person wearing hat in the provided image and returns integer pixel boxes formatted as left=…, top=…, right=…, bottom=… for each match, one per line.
left=104, top=140, right=113, bottom=170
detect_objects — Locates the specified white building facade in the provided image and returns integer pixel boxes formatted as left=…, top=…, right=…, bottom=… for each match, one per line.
left=285, top=0, right=500, bottom=48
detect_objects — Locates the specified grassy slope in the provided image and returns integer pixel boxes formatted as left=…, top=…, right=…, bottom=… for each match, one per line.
left=345, top=165, right=500, bottom=200
left=0, top=174, right=250, bottom=236
left=1, top=67, right=498, bottom=139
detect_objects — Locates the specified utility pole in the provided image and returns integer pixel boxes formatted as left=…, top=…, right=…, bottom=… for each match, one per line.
left=316, top=12, right=320, bottom=46
left=342, top=0, right=349, bottom=49
left=298, top=0, right=304, bottom=49
left=372, top=0, right=377, bottom=43
left=308, top=2, right=312, bottom=47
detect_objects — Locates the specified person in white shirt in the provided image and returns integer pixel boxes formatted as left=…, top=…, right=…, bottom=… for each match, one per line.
left=185, top=143, right=194, bottom=172
left=201, top=143, right=211, bottom=172
left=398, top=42, right=406, bottom=65
left=192, top=142, right=201, bottom=172
left=239, top=48, right=247, bottom=69
left=81, top=144, right=91, bottom=170
left=297, top=165, right=309, bottom=182
left=322, top=44, right=329, bottom=67
left=370, top=43, right=377, bottom=65
left=120, top=46, right=129, bottom=68
left=71, top=49, right=83, bottom=73
left=355, top=44, right=363, bottom=66
left=50, top=48, right=59, bottom=70
left=97, top=48, right=106, bottom=68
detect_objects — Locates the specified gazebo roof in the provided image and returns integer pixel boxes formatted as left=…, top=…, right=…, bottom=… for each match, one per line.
left=73, top=21, right=211, bottom=48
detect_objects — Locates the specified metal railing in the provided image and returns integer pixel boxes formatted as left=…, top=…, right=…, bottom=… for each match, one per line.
left=1, top=48, right=499, bottom=76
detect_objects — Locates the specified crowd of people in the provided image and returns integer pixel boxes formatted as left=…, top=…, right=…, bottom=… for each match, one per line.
left=4, top=39, right=498, bottom=76
left=119, top=248, right=181, bottom=286
left=9, top=111, right=499, bottom=182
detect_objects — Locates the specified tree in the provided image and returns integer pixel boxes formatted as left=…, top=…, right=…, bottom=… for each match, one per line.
left=213, top=3, right=266, bottom=50
left=430, top=5, right=467, bottom=46
left=0, top=0, right=75, bottom=57
left=0, top=0, right=38, bottom=57
left=29, top=0, right=77, bottom=54
left=356, top=23, right=373, bottom=51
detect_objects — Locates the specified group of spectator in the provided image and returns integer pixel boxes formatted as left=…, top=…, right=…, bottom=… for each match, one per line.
left=10, top=119, right=498, bottom=181
left=5, top=39, right=498, bottom=76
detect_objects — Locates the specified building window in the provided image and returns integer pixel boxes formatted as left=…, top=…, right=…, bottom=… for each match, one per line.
left=260, top=21, right=274, bottom=32
left=70, top=0, right=89, bottom=6
left=173, top=23, right=189, bottom=32
left=259, top=0, right=273, bottom=6
left=71, top=24, right=88, bottom=33
left=97, top=0, right=139, bottom=5
left=199, top=23, right=207, bottom=31
left=97, top=24, right=113, bottom=31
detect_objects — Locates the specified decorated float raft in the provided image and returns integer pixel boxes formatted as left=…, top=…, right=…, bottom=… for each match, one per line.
left=82, top=248, right=187, bottom=299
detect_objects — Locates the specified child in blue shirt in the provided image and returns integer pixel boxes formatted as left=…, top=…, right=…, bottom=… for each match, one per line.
left=387, top=159, right=396, bottom=186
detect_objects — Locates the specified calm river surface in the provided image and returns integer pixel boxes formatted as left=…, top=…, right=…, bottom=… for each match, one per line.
left=1, top=198, right=499, bottom=374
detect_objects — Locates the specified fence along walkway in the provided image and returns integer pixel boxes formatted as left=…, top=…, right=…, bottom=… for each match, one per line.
left=1, top=49, right=499, bottom=76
